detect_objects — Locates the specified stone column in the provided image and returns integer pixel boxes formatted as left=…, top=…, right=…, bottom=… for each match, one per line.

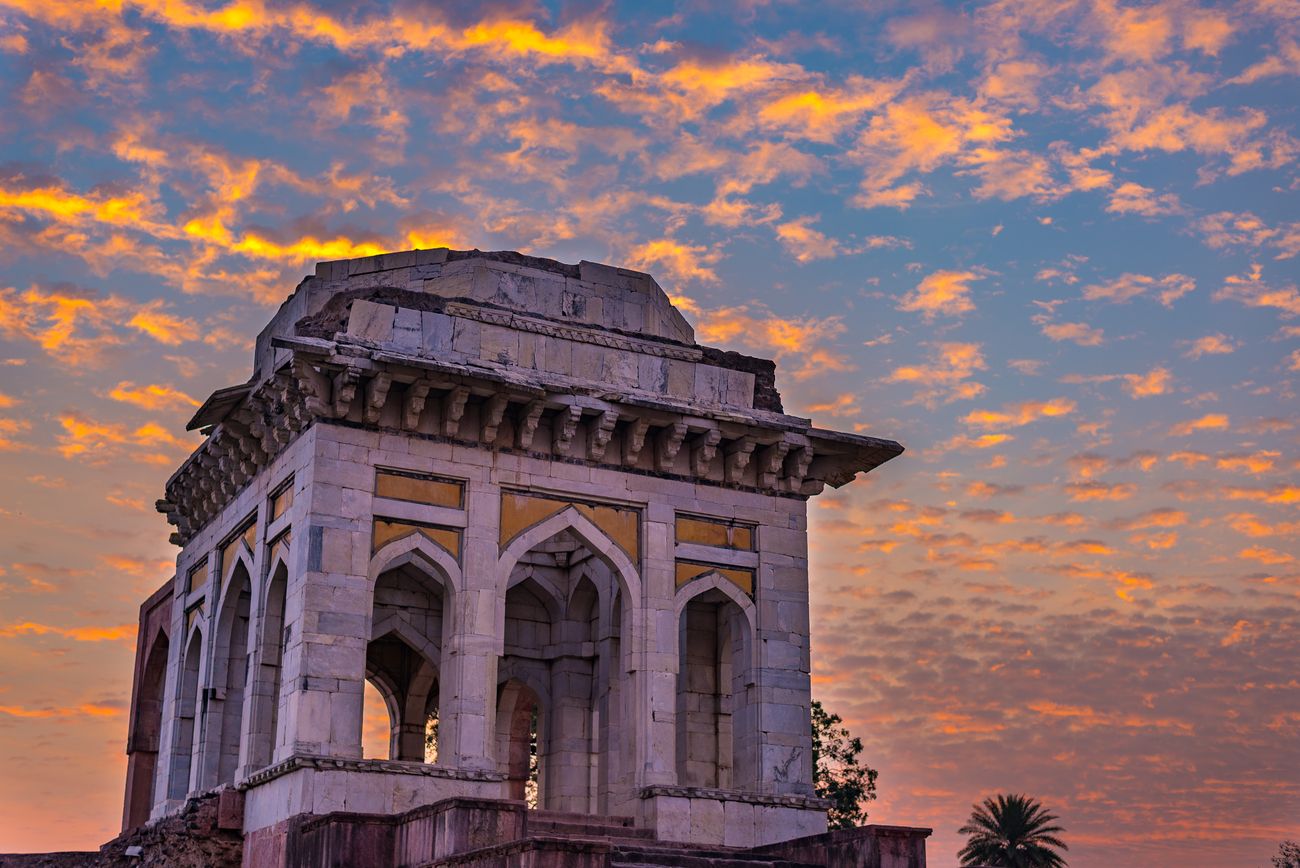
left=279, top=431, right=369, bottom=759
left=436, top=477, right=500, bottom=772
left=638, top=501, right=680, bottom=792
left=754, top=503, right=816, bottom=797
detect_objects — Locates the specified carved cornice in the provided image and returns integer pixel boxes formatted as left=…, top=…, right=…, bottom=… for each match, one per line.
left=160, top=345, right=902, bottom=547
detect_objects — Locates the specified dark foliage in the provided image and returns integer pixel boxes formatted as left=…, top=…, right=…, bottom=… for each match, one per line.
left=957, top=793, right=1069, bottom=867
left=810, top=699, right=878, bottom=829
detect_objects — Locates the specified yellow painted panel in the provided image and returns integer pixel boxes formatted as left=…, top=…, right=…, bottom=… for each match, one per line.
left=675, top=560, right=754, bottom=596
left=372, top=518, right=461, bottom=560
left=220, top=519, right=256, bottom=581
left=499, top=492, right=568, bottom=548
left=375, top=468, right=464, bottom=508
left=675, top=515, right=754, bottom=551
left=268, top=530, right=291, bottom=569
left=676, top=516, right=729, bottom=547
left=186, top=559, right=208, bottom=594
left=270, top=483, right=294, bottom=522
left=576, top=502, right=639, bottom=559
left=500, top=492, right=639, bottom=559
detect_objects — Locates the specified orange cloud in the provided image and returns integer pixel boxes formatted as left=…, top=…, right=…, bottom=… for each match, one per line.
left=1122, top=366, right=1171, bottom=398
left=888, top=342, right=987, bottom=406
left=1083, top=272, right=1195, bottom=306
left=1065, top=481, right=1137, bottom=502
left=1224, top=513, right=1300, bottom=538
left=686, top=302, right=851, bottom=380
left=852, top=94, right=1015, bottom=208
left=1040, top=321, right=1105, bottom=346
left=1214, top=264, right=1300, bottom=317
left=1106, top=182, right=1184, bottom=217
left=1196, top=211, right=1300, bottom=260
left=1110, top=508, right=1188, bottom=531
left=1239, top=546, right=1295, bottom=566
left=1184, top=334, right=1238, bottom=358
left=0, top=621, right=134, bottom=641
left=897, top=269, right=983, bottom=319
left=126, top=303, right=199, bottom=345
left=0, top=702, right=124, bottom=718
left=108, top=382, right=199, bottom=411
left=626, top=238, right=721, bottom=285
left=962, top=397, right=1076, bottom=429
left=756, top=77, right=905, bottom=142
left=0, top=417, right=32, bottom=451
left=1168, top=413, right=1229, bottom=436
left=57, top=413, right=194, bottom=461
left=1217, top=451, right=1282, bottom=474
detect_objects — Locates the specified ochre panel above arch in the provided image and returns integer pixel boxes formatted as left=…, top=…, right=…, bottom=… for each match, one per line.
left=499, top=491, right=638, bottom=559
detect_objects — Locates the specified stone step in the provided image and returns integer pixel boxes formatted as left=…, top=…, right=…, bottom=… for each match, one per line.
left=609, top=844, right=820, bottom=868
left=528, top=822, right=656, bottom=841
left=528, top=809, right=638, bottom=830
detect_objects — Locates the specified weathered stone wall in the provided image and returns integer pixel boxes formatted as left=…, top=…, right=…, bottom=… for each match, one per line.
left=0, top=791, right=243, bottom=868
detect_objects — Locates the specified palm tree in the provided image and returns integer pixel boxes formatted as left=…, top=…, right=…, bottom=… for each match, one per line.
left=957, top=793, right=1069, bottom=867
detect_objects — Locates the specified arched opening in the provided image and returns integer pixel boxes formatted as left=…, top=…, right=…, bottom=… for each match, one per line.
left=123, top=629, right=169, bottom=830
left=496, top=678, right=541, bottom=806
left=248, top=561, right=287, bottom=771
left=210, top=563, right=252, bottom=785
left=167, top=629, right=203, bottom=800
left=365, top=552, right=446, bottom=762
left=498, top=521, right=632, bottom=813
left=676, top=587, right=755, bottom=790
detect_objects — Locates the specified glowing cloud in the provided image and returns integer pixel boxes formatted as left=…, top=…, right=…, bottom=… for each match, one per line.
left=897, top=269, right=983, bottom=319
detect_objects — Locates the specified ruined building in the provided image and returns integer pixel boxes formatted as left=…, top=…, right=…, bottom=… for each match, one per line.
left=116, top=249, right=928, bottom=867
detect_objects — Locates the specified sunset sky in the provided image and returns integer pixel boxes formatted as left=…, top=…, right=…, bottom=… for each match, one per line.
left=0, top=1, right=1297, bottom=864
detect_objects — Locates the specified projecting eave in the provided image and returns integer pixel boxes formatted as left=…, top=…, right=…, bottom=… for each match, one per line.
left=804, top=427, right=905, bottom=488
left=185, top=382, right=253, bottom=432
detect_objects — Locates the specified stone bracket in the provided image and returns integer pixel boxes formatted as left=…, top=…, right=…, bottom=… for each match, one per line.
left=655, top=421, right=687, bottom=472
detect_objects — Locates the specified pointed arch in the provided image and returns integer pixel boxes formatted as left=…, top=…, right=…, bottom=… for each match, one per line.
left=370, top=612, right=440, bottom=663
left=124, top=625, right=170, bottom=830
left=369, top=532, right=462, bottom=597
left=507, top=567, right=565, bottom=623
left=167, top=626, right=204, bottom=800
left=207, top=561, right=253, bottom=787
left=496, top=506, right=641, bottom=655
left=220, top=545, right=256, bottom=593
left=673, top=572, right=757, bottom=669
left=248, top=559, right=288, bottom=772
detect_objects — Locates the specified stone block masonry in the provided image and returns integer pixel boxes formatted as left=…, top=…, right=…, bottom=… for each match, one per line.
left=97, top=248, right=922, bottom=867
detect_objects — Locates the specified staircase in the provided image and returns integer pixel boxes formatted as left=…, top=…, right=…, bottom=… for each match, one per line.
left=420, top=809, right=820, bottom=868
left=609, top=843, right=821, bottom=868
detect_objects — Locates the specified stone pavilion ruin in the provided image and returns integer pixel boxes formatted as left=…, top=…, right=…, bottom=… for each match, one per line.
left=115, top=249, right=929, bottom=867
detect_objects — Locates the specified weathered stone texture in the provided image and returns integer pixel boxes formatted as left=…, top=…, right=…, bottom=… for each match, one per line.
left=96, top=248, right=917, bottom=867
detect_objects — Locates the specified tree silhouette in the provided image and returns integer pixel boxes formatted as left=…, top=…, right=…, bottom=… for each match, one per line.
left=810, top=700, right=878, bottom=829
left=957, top=793, right=1068, bottom=867
left=1272, top=840, right=1300, bottom=868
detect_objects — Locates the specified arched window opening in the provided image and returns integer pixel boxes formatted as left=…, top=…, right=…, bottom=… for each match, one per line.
left=212, top=566, right=252, bottom=786
left=496, top=679, right=542, bottom=808
left=124, top=629, right=169, bottom=830
left=499, top=523, right=632, bottom=814
left=249, top=562, right=287, bottom=772
left=365, top=555, right=445, bottom=763
left=676, top=589, right=755, bottom=791
left=167, top=630, right=203, bottom=801
left=362, top=677, right=394, bottom=759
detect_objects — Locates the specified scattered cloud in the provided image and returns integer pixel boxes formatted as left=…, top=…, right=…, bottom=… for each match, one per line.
left=897, top=269, right=984, bottom=319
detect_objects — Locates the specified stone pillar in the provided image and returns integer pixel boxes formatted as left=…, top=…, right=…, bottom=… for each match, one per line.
left=436, top=477, right=500, bottom=772
left=280, top=433, right=369, bottom=759
left=754, top=504, right=816, bottom=797
left=638, top=502, right=680, bottom=794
